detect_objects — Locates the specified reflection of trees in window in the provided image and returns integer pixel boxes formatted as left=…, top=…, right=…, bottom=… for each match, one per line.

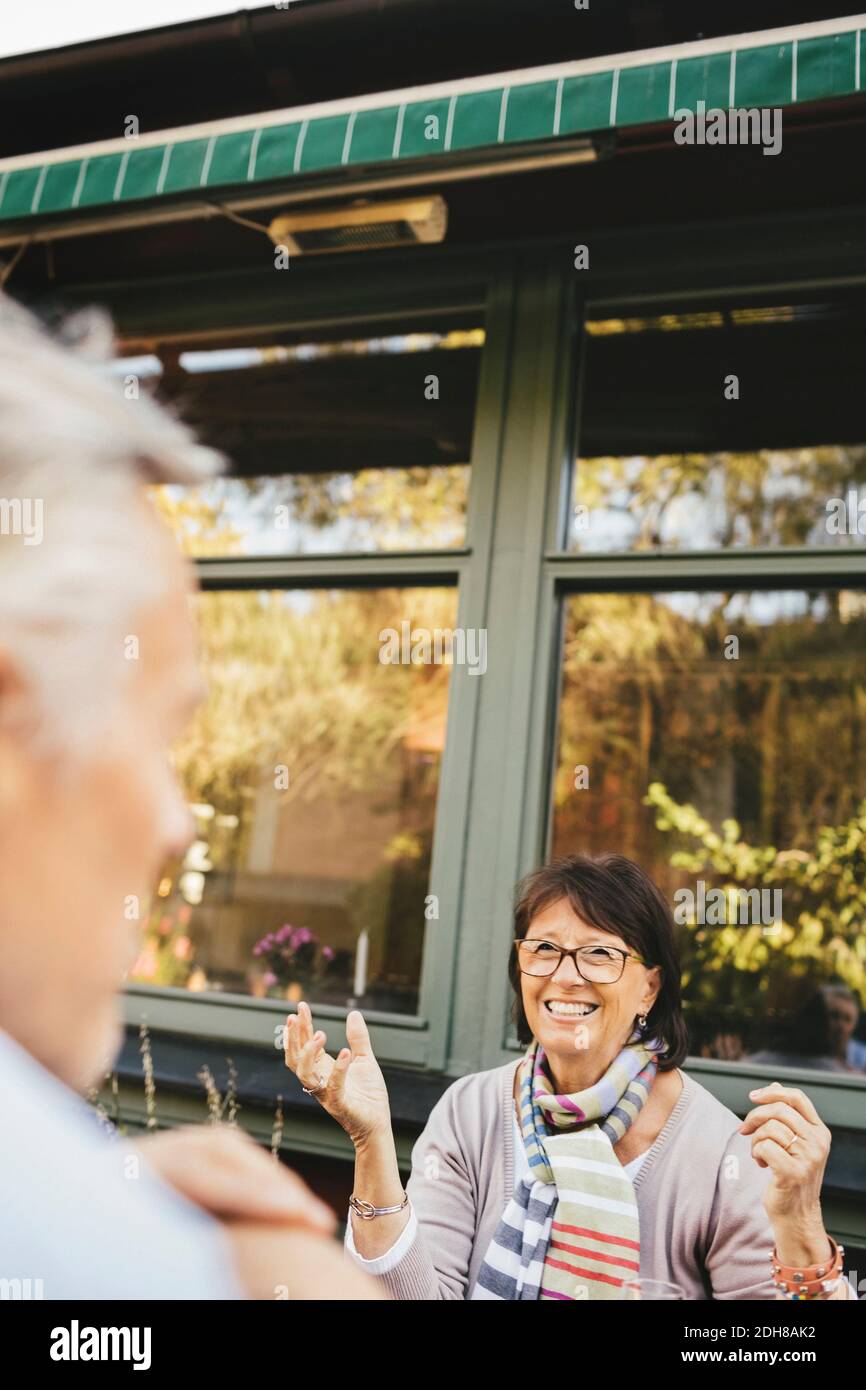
left=572, top=447, right=866, bottom=552
left=645, top=781, right=866, bottom=1067
left=178, top=586, right=454, bottom=816
left=574, top=298, right=866, bottom=553
left=152, top=465, right=470, bottom=555
left=143, top=324, right=481, bottom=555
left=144, top=586, right=456, bottom=1011
left=135, top=325, right=478, bottom=1009
left=551, top=590, right=866, bottom=1061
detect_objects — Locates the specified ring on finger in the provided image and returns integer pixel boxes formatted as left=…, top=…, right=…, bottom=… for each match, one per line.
left=302, top=1074, right=327, bottom=1095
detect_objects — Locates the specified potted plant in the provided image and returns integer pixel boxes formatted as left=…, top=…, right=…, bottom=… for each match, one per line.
left=252, top=923, right=334, bottom=1001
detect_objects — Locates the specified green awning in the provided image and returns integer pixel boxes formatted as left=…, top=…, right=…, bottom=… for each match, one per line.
left=1, top=14, right=864, bottom=226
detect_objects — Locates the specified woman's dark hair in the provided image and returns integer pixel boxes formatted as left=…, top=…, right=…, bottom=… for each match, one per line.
left=508, top=852, right=689, bottom=1070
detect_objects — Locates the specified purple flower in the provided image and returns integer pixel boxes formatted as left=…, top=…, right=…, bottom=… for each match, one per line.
left=251, top=921, right=327, bottom=968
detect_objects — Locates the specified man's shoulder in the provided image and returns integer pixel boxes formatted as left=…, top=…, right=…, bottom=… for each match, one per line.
left=0, top=1031, right=240, bottom=1299
left=0, top=1028, right=104, bottom=1153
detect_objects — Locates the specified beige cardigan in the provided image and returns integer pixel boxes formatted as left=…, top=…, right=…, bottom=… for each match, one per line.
left=372, top=1061, right=823, bottom=1300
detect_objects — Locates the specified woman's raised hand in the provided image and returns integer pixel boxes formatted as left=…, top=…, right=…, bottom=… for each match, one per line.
left=739, top=1080, right=841, bottom=1280
left=284, top=1001, right=391, bottom=1146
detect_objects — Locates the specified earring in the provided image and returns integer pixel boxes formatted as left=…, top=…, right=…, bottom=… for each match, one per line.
left=637, top=1014, right=647, bottom=1029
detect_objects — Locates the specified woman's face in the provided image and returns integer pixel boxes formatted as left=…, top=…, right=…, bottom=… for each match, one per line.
left=520, top=897, right=661, bottom=1074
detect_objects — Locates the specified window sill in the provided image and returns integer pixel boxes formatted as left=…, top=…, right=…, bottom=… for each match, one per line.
left=123, top=985, right=431, bottom=1067
left=112, top=1023, right=451, bottom=1130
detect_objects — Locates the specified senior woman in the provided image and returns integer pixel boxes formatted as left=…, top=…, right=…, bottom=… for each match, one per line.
left=284, top=853, right=853, bottom=1300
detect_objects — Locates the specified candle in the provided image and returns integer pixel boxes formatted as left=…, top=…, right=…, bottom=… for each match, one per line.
left=353, top=928, right=369, bottom=999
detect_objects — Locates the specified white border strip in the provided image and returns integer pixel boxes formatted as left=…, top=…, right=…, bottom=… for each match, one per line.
left=155, top=144, right=173, bottom=195
left=246, top=126, right=262, bottom=181
left=340, top=110, right=356, bottom=164
left=392, top=103, right=406, bottom=158
left=30, top=163, right=48, bottom=213
left=497, top=88, right=509, bottom=143
left=70, top=157, right=88, bottom=207
left=112, top=147, right=130, bottom=201
left=293, top=119, right=309, bottom=173
left=199, top=134, right=217, bottom=187
left=443, top=94, right=457, bottom=151
left=1, top=11, right=863, bottom=175
left=553, top=75, right=564, bottom=135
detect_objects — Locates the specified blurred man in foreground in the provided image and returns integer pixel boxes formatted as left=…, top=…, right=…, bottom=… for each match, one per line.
left=0, top=296, right=380, bottom=1300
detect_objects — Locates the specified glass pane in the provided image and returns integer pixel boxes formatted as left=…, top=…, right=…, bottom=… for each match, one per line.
left=130, top=586, right=458, bottom=1014
left=569, top=300, right=866, bottom=552
left=550, top=588, right=866, bottom=1077
left=134, top=324, right=483, bottom=554
left=151, top=467, right=470, bottom=556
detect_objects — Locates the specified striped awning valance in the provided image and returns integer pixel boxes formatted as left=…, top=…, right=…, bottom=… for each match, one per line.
left=1, top=14, right=864, bottom=226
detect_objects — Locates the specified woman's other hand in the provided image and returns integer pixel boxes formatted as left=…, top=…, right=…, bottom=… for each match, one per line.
left=739, top=1080, right=838, bottom=1275
left=284, top=1002, right=391, bottom=1146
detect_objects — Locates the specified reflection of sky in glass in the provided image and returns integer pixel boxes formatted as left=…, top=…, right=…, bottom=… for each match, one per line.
left=111, top=330, right=484, bottom=382
left=656, top=589, right=824, bottom=627
left=124, top=331, right=478, bottom=555
left=160, top=469, right=468, bottom=555
left=178, top=334, right=469, bottom=373
left=164, top=477, right=359, bottom=554
left=106, top=354, right=162, bottom=380
left=571, top=449, right=866, bottom=553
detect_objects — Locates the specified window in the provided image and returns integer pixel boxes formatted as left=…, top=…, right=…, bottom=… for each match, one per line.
left=130, top=307, right=485, bottom=1025
left=139, top=325, right=482, bottom=555
left=548, top=291, right=866, bottom=1078
left=132, top=585, right=457, bottom=1015
left=550, top=587, right=866, bottom=1071
left=568, top=300, right=866, bottom=553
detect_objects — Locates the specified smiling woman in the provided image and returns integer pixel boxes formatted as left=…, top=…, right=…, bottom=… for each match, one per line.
left=508, top=854, right=689, bottom=1086
left=283, top=851, right=855, bottom=1301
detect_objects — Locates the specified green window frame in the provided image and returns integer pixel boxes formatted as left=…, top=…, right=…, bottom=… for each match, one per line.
left=467, top=254, right=866, bottom=1166
left=106, top=230, right=866, bottom=1162
left=119, top=253, right=514, bottom=1073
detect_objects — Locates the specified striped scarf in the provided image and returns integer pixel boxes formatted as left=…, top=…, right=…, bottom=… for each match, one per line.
left=472, top=1030, right=664, bottom=1301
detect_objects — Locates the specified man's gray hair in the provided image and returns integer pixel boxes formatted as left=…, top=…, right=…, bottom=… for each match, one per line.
left=0, top=293, right=222, bottom=756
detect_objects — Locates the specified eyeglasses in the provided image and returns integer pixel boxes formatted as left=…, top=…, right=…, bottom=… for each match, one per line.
left=514, top=938, right=649, bottom=983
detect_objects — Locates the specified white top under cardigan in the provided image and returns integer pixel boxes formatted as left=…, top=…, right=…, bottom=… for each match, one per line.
left=345, top=1111, right=647, bottom=1277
